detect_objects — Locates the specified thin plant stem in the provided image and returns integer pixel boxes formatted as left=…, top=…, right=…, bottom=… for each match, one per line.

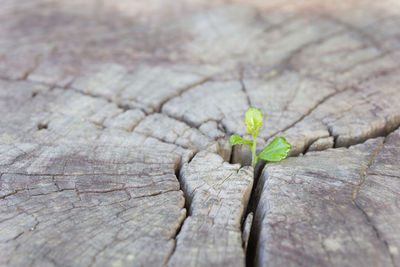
left=251, top=134, right=257, bottom=168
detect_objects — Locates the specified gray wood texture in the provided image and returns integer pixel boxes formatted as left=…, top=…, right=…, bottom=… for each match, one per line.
left=1, top=0, right=400, bottom=266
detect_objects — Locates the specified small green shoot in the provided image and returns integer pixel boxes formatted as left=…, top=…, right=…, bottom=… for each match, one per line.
left=230, top=107, right=291, bottom=168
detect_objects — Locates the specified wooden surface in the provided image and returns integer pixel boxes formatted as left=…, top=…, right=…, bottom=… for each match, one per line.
left=1, top=0, right=400, bottom=266
left=252, top=136, right=399, bottom=266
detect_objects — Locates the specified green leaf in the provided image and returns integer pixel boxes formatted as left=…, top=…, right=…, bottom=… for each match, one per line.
left=229, top=135, right=253, bottom=146
left=245, top=107, right=263, bottom=135
left=258, top=137, right=291, bottom=162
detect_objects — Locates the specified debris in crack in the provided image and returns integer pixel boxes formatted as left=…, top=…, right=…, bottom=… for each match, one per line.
left=242, top=212, right=253, bottom=253
left=37, top=122, right=48, bottom=130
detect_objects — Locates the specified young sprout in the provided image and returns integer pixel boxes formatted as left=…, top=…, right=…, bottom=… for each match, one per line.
left=229, top=107, right=291, bottom=168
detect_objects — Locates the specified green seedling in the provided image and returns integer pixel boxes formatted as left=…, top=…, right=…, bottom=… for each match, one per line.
left=230, top=107, right=291, bottom=168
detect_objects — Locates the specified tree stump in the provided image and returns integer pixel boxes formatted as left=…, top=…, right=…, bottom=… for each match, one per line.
left=1, top=0, right=400, bottom=266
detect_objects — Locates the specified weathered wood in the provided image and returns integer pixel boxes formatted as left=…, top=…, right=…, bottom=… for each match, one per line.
left=253, top=137, right=400, bottom=266
left=355, top=129, right=400, bottom=266
left=167, top=151, right=253, bottom=267
left=0, top=143, right=186, bottom=266
left=0, top=0, right=400, bottom=266
left=0, top=81, right=199, bottom=266
left=134, top=113, right=219, bottom=153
